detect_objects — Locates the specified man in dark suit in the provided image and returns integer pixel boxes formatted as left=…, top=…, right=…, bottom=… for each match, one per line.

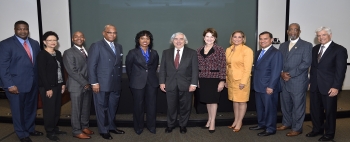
left=63, top=31, right=94, bottom=139
left=249, top=31, right=283, bottom=136
left=87, top=25, right=125, bottom=140
left=159, top=32, right=198, bottom=134
left=307, top=27, right=347, bottom=141
left=0, top=20, right=43, bottom=142
left=277, top=23, right=312, bottom=136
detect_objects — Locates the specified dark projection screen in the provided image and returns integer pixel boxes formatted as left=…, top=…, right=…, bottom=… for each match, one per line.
left=70, top=0, right=257, bottom=61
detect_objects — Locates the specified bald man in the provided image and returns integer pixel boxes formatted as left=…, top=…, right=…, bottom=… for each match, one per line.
left=87, top=25, right=125, bottom=140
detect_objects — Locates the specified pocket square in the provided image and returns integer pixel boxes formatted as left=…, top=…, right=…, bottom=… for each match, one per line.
left=120, top=53, right=123, bottom=56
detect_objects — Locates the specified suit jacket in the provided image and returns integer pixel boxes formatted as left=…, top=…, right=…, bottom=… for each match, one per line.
left=310, top=41, right=347, bottom=95
left=37, top=49, right=66, bottom=91
left=125, top=48, right=159, bottom=89
left=63, top=46, right=89, bottom=92
left=197, top=44, right=226, bottom=80
left=253, top=46, right=283, bottom=93
left=159, top=47, right=198, bottom=92
left=279, top=38, right=312, bottom=93
left=225, top=44, right=253, bottom=85
left=0, top=35, right=40, bottom=92
left=87, top=39, right=123, bottom=92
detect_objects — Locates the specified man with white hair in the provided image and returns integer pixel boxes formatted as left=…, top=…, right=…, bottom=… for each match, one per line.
left=159, top=32, right=198, bottom=134
left=307, top=26, right=347, bottom=141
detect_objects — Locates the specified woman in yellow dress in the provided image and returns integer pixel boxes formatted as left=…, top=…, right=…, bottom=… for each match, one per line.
left=225, top=31, right=253, bottom=132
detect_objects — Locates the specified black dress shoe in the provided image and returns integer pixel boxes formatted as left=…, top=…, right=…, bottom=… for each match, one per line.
left=318, top=135, right=334, bottom=141
left=148, top=129, right=156, bottom=134
left=46, top=134, right=60, bottom=141
left=54, top=130, right=67, bottom=135
left=306, top=131, right=323, bottom=137
left=249, top=126, right=265, bottom=130
left=135, top=129, right=143, bottom=135
left=29, top=130, right=43, bottom=136
left=180, top=127, right=187, bottom=134
left=165, top=127, right=175, bottom=133
left=20, top=137, right=32, bottom=142
left=100, top=133, right=113, bottom=140
left=110, top=129, right=125, bottom=134
left=257, top=130, right=275, bottom=136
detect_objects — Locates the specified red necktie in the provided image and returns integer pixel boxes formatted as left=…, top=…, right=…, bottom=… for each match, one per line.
left=23, top=41, right=33, bottom=63
left=174, top=49, right=180, bottom=69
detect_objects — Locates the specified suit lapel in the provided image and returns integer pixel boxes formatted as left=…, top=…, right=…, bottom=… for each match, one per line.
left=178, top=47, right=189, bottom=69
left=103, top=40, right=116, bottom=56
left=170, top=48, right=176, bottom=69
left=13, top=36, right=33, bottom=64
left=286, top=40, right=300, bottom=60
left=72, top=46, right=86, bottom=60
left=319, top=41, right=334, bottom=63
left=256, top=46, right=274, bottom=67
left=136, top=48, right=147, bottom=65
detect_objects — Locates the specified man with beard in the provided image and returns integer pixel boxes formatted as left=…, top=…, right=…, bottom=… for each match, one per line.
left=277, top=23, right=312, bottom=136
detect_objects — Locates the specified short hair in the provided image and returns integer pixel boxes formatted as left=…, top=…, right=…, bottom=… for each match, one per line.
left=14, top=20, right=29, bottom=28
left=315, top=26, right=332, bottom=35
left=170, top=32, right=188, bottom=44
left=229, top=30, right=246, bottom=45
left=259, top=31, right=273, bottom=38
left=135, top=30, right=154, bottom=49
left=288, top=23, right=300, bottom=30
left=103, top=24, right=116, bottom=31
left=42, top=31, right=59, bottom=47
left=203, top=28, right=218, bottom=38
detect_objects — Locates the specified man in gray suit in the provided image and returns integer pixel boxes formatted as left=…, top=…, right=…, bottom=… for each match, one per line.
left=87, top=25, right=125, bottom=140
left=159, top=32, right=198, bottom=134
left=63, top=31, right=94, bottom=139
left=277, top=23, right=312, bottom=136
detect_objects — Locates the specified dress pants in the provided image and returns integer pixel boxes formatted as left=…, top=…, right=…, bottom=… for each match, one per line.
left=166, top=88, right=193, bottom=127
left=131, top=83, right=157, bottom=132
left=5, top=81, right=38, bottom=139
left=39, top=84, right=62, bottom=134
left=93, top=91, right=120, bottom=133
left=280, top=86, right=306, bottom=132
left=255, top=91, right=278, bottom=133
left=310, top=89, right=337, bottom=138
left=70, top=88, right=92, bottom=135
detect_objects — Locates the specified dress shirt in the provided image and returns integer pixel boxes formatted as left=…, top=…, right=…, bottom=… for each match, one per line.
left=74, top=45, right=88, bottom=56
left=318, top=40, right=332, bottom=56
left=104, top=38, right=115, bottom=51
left=174, top=47, right=184, bottom=63
left=289, top=37, right=299, bottom=51
left=15, top=35, right=33, bottom=62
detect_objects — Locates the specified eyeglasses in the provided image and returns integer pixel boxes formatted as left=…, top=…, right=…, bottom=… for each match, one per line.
left=105, top=31, right=117, bottom=35
left=46, top=40, right=58, bottom=42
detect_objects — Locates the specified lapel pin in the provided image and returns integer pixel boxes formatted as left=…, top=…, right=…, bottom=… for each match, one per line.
left=120, top=53, right=123, bottom=56
left=295, top=47, right=297, bottom=49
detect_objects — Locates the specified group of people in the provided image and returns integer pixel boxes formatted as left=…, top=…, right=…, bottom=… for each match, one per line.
left=0, top=20, right=347, bottom=142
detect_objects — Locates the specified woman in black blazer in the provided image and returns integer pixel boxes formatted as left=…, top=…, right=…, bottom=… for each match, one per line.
left=125, top=30, right=159, bottom=135
left=37, top=31, right=66, bottom=141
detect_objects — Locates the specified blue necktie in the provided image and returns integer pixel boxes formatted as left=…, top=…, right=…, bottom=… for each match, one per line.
left=110, top=42, right=116, bottom=54
left=257, top=49, right=265, bottom=61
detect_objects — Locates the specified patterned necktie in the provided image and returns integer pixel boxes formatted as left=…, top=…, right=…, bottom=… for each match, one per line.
left=318, top=45, right=325, bottom=63
left=110, top=42, right=116, bottom=54
left=174, top=49, right=180, bottom=69
left=257, top=49, right=265, bottom=61
left=23, top=41, right=33, bottom=63
left=80, top=48, right=87, bottom=58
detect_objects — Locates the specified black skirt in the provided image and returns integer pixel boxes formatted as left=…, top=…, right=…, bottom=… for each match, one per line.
left=198, top=78, right=221, bottom=103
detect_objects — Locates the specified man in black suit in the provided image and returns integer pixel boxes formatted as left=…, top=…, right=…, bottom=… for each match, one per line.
left=87, top=25, right=125, bottom=140
left=307, top=26, right=347, bottom=141
left=159, top=32, right=198, bottom=134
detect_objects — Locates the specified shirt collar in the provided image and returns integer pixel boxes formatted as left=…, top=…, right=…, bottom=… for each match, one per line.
left=15, top=35, right=28, bottom=44
left=261, top=44, right=272, bottom=51
left=74, top=44, right=85, bottom=50
left=322, top=40, right=332, bottom=48
left=174, top=47, right=184, bottom=52
left=104, top=38, right=113, bottom=46
left=290, top=37, right=299, bottom=43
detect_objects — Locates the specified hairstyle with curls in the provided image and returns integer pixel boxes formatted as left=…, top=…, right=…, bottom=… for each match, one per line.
left=230, top=30, right=246, bottom=45
left=14, top=20, right=29, bottom=28
left=135, top=30, right=153, bottom=49
left=169, top=32, right=188, bottom=44
left=315, top=26, right=332, bottom=35
left=203, top=28, right=218, bottom=38
left=259, top=31, right=273, bottom=39
left=42, top=31, right=59, bottom=47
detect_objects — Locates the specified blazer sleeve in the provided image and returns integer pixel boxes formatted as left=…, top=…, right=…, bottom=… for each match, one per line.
left=332, top=46, right=348, bottom=89
left=37, top=52, right=51, bottom=91
left=240, top=47, right=254, bottom=85
left=63, top=50, right=89, bottom=86
left=268, top=50, right=283, bottom=89
left=159, top=50, right=167, bottom=84
left=87, top=43, right=99, bottom=84
left=125, top=50, right=134, bottom=79
left=288, top=42, right=312, bottom=77
left=190, top=50, right=199, bottom=85
left=0, top=41, right=14, bottom=88
left=218, top=47, right=226, bottom=81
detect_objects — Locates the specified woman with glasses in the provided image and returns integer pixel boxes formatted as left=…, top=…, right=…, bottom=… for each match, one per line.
left=37, top=31, right=67, bottom=141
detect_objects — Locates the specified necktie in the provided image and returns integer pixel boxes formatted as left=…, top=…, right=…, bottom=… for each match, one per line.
left=289, top=42, right=295, bottom=51
left=318, top=45, right=325, bottom=63
left=23, top=41, right=33, bottom=63
left=257, top=49, right=265, bottom=61
left=174, top=49, right=180, bottom=69
left=110, top=42, right=116, bottom=54
left=80, top=48, right=87, bottom=58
